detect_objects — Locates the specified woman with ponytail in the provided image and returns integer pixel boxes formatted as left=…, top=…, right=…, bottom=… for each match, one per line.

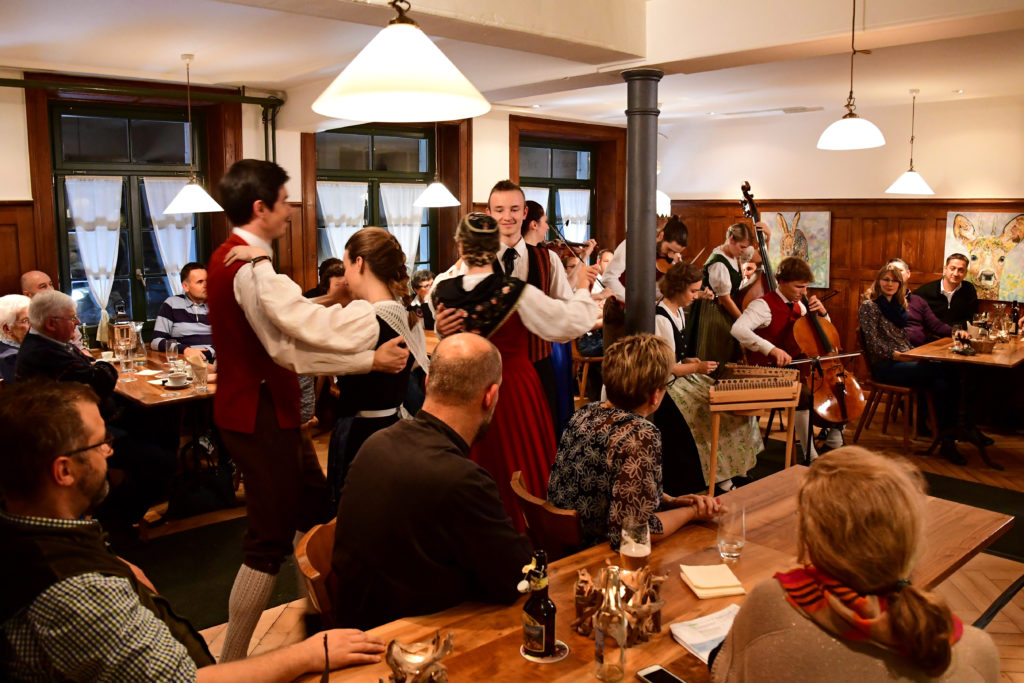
left=712, top=446, right=998, bottom=682
left=327, top=227, right=428, bottom=502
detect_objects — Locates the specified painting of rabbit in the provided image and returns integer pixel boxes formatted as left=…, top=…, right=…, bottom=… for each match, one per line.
left=766, top=211, right=831, bottom=287
left=944, top=212, right=1024, bottom=300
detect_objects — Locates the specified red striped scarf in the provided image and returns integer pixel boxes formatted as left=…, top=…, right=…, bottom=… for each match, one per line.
left=774, top=566, right=962, bottom=651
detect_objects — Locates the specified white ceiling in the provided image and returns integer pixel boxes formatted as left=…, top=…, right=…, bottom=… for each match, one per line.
left=1, top=0, right=1023, bottom=129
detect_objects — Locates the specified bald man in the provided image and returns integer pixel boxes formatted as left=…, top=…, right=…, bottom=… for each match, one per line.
left=331, top=333, right=532, bottom=629
left=20, top=271, right=54, bottom=298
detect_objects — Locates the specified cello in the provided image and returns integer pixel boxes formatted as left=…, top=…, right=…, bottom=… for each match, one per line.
left=738, top=181, right=775, bottom=311
left=787, top=292, right=867, bottom=425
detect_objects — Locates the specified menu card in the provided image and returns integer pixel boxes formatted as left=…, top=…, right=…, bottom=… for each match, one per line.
left=669, top=603, right=740, bottom=664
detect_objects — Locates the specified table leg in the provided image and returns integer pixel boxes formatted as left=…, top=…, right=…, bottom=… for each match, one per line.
left=708, top=413, right=720, bottom=496
left=783, top=407, right=797, bottom=467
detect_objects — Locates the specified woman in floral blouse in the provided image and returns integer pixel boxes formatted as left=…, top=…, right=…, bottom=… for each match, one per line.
left=547, top=333, right=720, bottom=550
left=857, top=264, right=964, bottom=464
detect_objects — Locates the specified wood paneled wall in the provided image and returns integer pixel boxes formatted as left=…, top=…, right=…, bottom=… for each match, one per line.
left=671, top=197, right=1024, bottom=373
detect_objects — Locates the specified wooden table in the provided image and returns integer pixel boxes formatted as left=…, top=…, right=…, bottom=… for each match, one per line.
left=895, top=336, right=1023, bottom=468
left=95, top=349, right=215, bottom=406
left=895, top=335, right=1024, bottom=367
left=313, top=466, right=1013, bottom=682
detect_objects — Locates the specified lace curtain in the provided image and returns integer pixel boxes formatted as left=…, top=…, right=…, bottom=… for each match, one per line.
left=66, top=177, right=123, bottom=313
left=380, top=183, right=425, bottom=273
left=522, top=186, right=549, bottom=209
left=317, top=181, right=368, bottom=258
left=142, top=178, right=193, bottom=295
left=558, top=188, right=591, bottom=243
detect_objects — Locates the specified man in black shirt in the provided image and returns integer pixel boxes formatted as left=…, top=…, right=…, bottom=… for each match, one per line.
left=913, top=253, right=978, bottom=327
left=332, top=333, right=532, bottom=629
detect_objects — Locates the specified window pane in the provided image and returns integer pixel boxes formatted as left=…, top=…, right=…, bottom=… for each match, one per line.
left=61, top=115, right=129, bottom=163
left=553, top=149, right=590, bottom=180
left=131, top=119, right=190, bottom=164
left=418, top=225, right=431, bottom=266
left=140, top=230, right=196, bottom=277
left=317, top=132, right=371, bottom=170
left=71, top=278, right=132, bottom=326
left=144, top=276, right=172, bottom=320
left=372, top=135, right=426, bottom=172
left=66, top=225, right=131, bottom=280
left=519, top=146, right=551, bottom=178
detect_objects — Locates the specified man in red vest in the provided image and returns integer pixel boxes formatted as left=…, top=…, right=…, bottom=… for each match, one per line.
left=730, top=256, right=842, bottom=461
left=207, top=159, right=408, bottom=661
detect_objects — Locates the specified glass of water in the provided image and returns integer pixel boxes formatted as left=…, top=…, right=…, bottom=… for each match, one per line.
left=165, top=341, right=178, bottom=368
left=116, top=342, right=136, bottom=382
left=717, top=506, right=745, bottom=562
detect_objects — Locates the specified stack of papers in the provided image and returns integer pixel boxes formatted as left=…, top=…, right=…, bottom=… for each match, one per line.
left=669, top=603, right=740, bottom=664
left=679, top=564, right=746, bottom=599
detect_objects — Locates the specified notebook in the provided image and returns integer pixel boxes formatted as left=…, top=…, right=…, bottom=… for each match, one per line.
left=679, top=563, right=746, bottom=599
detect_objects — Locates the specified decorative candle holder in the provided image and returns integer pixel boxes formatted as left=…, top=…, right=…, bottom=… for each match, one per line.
left=572, top=566, right=666, bottom=646
left=380, top=631, right=454, bottom=683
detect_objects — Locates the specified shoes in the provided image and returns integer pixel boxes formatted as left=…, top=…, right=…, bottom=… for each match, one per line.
left=959, top=425, right=995, bottom=447
left=939, top=440, right=968, bottom=466
left=824, top=428, right=844, bottom=450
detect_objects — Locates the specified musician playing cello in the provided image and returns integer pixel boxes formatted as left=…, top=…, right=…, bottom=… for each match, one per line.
left=730, top=256, right=844, bottom=461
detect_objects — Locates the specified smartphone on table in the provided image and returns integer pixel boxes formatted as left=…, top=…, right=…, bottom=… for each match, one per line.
left=636, top=664, right=687, bottom=683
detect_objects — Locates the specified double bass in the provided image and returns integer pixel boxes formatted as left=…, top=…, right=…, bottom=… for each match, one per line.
left=738, top=181, right=775, bottom=311
left=737, top=181, right=866, bottom=425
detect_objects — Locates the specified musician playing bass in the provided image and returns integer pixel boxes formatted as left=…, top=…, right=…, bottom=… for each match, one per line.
left=687, top=223, right=754, bottom=364
left=730, top=257, right=844, bottom=462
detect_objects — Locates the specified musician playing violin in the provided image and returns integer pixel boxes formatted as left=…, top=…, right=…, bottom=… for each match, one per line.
left=599, top=216, right=689, bottom=349
left=730, top=257, right=844, bottom=461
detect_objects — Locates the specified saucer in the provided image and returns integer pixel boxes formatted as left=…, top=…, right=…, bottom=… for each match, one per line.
left=162, top=380, right=191, bottom=390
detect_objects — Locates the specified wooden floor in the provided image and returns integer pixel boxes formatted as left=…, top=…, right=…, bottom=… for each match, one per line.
left=195, top=410, right=1024, bottom=676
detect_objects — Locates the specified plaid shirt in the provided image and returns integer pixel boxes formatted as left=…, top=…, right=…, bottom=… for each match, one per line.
left=0, top=512, right=197, bottom=682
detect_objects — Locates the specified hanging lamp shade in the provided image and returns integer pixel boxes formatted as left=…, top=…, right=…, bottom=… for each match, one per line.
left=312, top=3, right=490, bottom=123
left=886, top=89, right=933, bottom=195
left=164, top=181, right=224, bottom=214
left=817, top=114, right=885, bottom=150
left=163, top=54, right=223, bottom=215
left=816, top=0, right=884, bottom=151
left=414, top=181, right=460, bottom=207
left=886, top=171, right=934, bottom=195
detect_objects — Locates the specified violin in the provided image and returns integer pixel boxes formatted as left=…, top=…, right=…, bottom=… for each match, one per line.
left=540, top=239, right=589, bottom=269
left=738, top=181, right=776, bottom=311
left=786, top=296, right=867, bottom=425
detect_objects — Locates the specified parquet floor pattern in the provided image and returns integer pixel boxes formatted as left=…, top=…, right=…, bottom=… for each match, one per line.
left=198, top=415, right=1024, bottom=675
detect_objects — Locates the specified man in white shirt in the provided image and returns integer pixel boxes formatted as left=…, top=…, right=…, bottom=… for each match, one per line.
left=208, top=159, right=408, bottom=662
left=730, top=256, right=843, bottom=460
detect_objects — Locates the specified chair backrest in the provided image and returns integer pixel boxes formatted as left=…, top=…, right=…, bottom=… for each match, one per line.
left=510, top=471, right=583, bottom=561
left=295, top=517, right=338, bottom=627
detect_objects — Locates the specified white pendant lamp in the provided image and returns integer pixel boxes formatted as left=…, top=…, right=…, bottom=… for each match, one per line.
left=414, top=181, right=460, bottom=207
left=312, top=0, right=490, bottom=123
left=817, top=0, right=885, bottom=150
left=163, top=54, right=223, bottom=215
left=886, top=89, right=934, bottom=195
left=414, top=123, right=460, bottom=207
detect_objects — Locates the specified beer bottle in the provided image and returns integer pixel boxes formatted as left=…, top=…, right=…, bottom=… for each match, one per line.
left=594, top=566, right=627, bottom=681
left=1011, top=301, right=1020, bottom=336
left=520, top=550, right=556, bottom=658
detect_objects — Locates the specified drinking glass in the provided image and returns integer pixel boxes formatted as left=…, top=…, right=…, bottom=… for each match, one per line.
left=191, top=361, right=208, bottom=393
left=619, top=521, right=651, bottom=572
left=165, top=341, right=178, bottom=368
left=717, top=506, right=745, bottom=562
left=115, top=342, right=136, bottom=382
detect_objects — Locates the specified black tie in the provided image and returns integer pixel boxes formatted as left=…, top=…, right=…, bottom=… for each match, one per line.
left=501, top=249, right=517, bottom=276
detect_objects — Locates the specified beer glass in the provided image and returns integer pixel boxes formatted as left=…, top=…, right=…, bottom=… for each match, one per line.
left=619, top=521, right=651, bottom=571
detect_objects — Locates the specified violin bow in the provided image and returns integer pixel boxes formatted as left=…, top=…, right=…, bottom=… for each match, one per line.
left=688, top=247, right=706, bottom=264
left=550, top=219, right=589, bottom=269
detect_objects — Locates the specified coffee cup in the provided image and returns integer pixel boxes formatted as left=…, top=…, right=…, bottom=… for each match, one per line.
left=166, top=372, right=189, bottom=387
left=101, top=351, right=114, bottom=360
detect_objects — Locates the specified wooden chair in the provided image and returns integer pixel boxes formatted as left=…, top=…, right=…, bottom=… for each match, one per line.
left=295, top=517, right=338, bottom=628
left=510, top=471, right=583, bottom=561
left=571, top=339, right=602, bottom=410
